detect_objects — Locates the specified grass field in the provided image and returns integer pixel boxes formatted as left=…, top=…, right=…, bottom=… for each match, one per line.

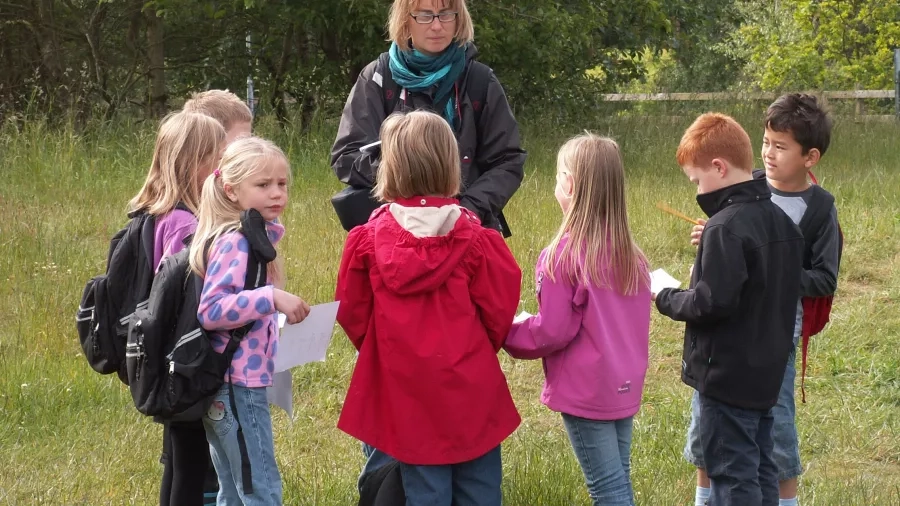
left=1, top=111, right=898, bottom=505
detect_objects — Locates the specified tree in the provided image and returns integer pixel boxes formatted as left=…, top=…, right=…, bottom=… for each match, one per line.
left=727, top=0, right=900, bottom=91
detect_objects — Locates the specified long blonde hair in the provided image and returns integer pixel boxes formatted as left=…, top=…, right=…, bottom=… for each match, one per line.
left=188, top=137, right=290, bottom=285
left=545, top=133, right=648, bottom=295
left=129, top=111, right=225, bottom=216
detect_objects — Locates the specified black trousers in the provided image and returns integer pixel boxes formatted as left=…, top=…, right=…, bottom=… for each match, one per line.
left=159, top=419, right=219, bottom=506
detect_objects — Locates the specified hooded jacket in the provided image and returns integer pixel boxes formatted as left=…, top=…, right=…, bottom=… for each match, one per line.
left=334, top=197, right=522, bottom=465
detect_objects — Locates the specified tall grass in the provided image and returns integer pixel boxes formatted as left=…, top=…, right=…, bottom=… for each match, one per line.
left=0, top=110, right=898, bottom=505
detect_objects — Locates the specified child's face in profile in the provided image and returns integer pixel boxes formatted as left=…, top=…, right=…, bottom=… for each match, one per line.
left=197, top=152, right=217, bottom=185
left=762, top=127, right=814, bottom=185
left=682, top=161, right=729, bottom=195
left=555, top=165, right=574, bottom=213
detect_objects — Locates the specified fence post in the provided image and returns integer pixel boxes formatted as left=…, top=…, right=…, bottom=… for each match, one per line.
left=895, top=48, right=900, bottom=120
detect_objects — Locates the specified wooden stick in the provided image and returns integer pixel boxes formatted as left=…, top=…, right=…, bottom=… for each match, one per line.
left=656, top=202, right=702, bottom=226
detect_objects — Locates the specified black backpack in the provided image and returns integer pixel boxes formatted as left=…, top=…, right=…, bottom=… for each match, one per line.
left=330, top=54, right=493, bottom=232
left=126, top=209, right=274, bottom=419
left=358, top=460, right=405, bottom=506
left=76, top=209, right=158, bottom=384
left=127, top=209, right=275, bottom=495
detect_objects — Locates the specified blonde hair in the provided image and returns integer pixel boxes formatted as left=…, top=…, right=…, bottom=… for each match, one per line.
left=546, top=133, right=649, bottom=296
left=375, top=110, right=461, bottom=202
left=129, top=111, right=225, bottom=216
left=183, top=89, right=252, bottom=131
left=388, top=0, right=474, bottom=51
left=676, top=113, right=754, bottom=172
left=189, top=137, right=290, bottom=285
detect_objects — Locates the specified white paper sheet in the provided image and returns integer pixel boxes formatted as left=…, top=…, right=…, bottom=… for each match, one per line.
left=266, top=370, right=293, bottom=420
left=274, top=301, right=340, bottom=373
left=514, top=311, right=533, bottom=324
left=650, top=268, right=682, bottom=294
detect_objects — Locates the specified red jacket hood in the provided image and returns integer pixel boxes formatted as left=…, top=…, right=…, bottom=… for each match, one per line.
left=371, top=203, right=480, bottom=295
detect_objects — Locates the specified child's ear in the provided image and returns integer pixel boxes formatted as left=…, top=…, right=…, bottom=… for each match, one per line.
left=223, top=183, right=239, bottom=203
left=804, top=148, right=821, bottom=168
left=712, top=158, right=728, bottom=178
left=563, top=172, right=574, bottom=197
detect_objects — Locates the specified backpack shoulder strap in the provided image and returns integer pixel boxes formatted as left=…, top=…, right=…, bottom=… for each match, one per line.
left=464, top=61, right=492, bottom=126
left=376, top=52, right=400, bottom=117
left=224, top=210, right=273, bottom=346
left=797, top=186, right=834, bottom=268
left=139, top=213, right=157, bottom=270
left=224, top=251, right=267, bottom=346
left=798, top=186, right=834, bottom=239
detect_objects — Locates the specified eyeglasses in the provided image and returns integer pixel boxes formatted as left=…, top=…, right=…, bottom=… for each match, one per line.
left=410, top=11, right=458, bottom=24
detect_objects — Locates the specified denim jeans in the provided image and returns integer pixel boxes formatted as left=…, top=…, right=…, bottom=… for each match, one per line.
left=685, top=304, right=803, bottom=481
left=399, top=446, right=502, bottom=506
left=699, top=394, right=779, bottom=506
left=203, top=385, right=282, bottom=506
left=561, top=414, right=635, bottom=506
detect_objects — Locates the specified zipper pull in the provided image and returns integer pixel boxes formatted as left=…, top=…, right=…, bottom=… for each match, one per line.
left=169, top=361, right=175, bottom=374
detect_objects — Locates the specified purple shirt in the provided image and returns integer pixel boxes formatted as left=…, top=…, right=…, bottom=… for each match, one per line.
left=153, top=209, right=197, bottom=271
left=197, top=222, right=285, bottom=388
left=504, top=237, right=652, bottom=420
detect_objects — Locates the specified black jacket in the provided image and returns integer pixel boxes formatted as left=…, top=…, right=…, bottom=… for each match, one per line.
left=656, top=178, right=805, bottom=410
left=330, top=44, right=526, bottom=235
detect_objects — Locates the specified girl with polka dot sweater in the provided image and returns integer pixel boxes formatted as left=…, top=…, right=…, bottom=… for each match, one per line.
left=198, top=222, right=284, bottom=388
left=189, top=137, right=310, bottom=504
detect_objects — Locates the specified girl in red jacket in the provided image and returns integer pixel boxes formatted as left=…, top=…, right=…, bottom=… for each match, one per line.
left=335, top=110, right=522, bottom=506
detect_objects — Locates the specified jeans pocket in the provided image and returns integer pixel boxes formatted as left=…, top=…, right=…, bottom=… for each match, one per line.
left=204, top=389, right=234, bottom=438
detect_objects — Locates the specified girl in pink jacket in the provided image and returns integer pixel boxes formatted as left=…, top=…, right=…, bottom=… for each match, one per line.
left=504, top=134, right=651, bottom=506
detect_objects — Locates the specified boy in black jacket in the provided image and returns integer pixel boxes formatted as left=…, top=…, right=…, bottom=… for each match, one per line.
left=684, top=95, right=841, bottom=506
left=654, top=113, right=805, bottom=506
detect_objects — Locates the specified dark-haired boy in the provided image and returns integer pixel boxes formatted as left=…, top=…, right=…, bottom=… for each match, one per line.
left=685, top=94, right=842, bottom=506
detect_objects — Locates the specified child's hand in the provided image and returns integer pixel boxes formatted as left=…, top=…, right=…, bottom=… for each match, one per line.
left=690, top=218, right=708, bottom=247
left=274, top=289, right=311, bottom=324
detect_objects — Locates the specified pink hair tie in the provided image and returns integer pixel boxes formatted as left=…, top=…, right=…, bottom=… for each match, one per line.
left=213, top=169, right=221, bottom=178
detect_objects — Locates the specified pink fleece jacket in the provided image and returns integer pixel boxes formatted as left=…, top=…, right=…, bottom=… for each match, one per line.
left=504, top=237, right=652, bottom=420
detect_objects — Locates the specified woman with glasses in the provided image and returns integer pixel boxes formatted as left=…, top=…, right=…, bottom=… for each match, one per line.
left=331, top=2, right=525, bottom=505
left=331, top=0, right=526, bottom=239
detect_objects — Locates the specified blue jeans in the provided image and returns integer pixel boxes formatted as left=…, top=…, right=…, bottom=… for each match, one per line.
left=399, top=446, right=503, bottom=506
left=203, top=385, right=282, bottom=506
left=684, top=347, right=802, bottom=481
left=699, top=395, right=779, bottom=506
left=685, top=301, right=803, bottom=482
left=561, top=414, right=635, bottom=506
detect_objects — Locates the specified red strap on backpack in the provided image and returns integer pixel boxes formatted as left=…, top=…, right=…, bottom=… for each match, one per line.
left=800, top=296, right=833, bottom=402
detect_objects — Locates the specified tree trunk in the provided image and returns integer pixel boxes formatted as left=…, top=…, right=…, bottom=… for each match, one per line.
left=35, top=0, right=67, bottom=108
left=145, top=7, right=166, bottom=118
left=296, top=28, right=317, bottom=131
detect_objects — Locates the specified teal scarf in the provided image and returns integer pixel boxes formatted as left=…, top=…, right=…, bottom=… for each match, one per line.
left=388, top=42, right=467, bottom=127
